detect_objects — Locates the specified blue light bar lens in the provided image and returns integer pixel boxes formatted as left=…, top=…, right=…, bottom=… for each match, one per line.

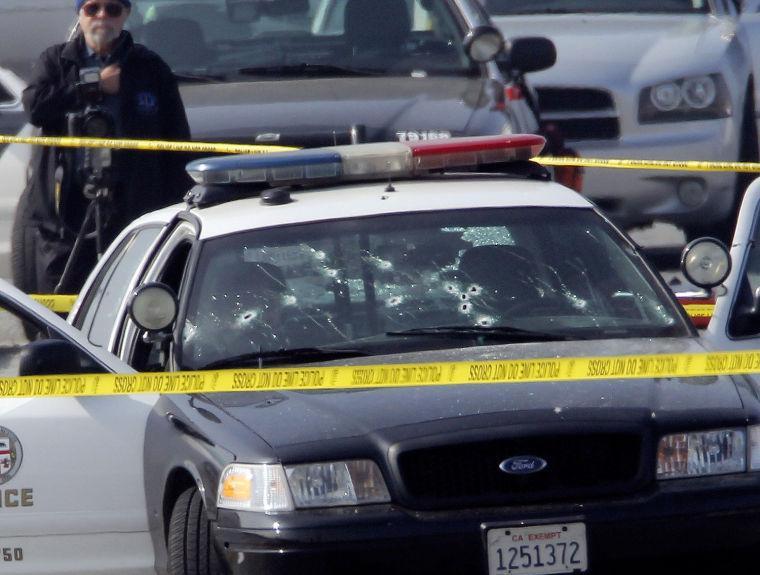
left=186, top=150, right=343, bottom=185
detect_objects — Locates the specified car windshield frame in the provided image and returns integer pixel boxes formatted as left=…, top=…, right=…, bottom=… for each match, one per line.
left=176, top=206, right=693, bottom=370
left=483, top=0, right=711, bottom=15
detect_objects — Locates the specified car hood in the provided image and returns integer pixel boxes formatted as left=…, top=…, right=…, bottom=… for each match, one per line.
left=180, top=76, right=488, bottom=145
left=208, top=337, right=745, bottom=452
left=495, top=14, right=734, bottom=87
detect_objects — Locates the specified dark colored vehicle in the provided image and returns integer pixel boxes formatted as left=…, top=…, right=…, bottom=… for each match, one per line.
left=67, top=136, right=760, bottom=575
left=124, top=0, right=555, bottom=146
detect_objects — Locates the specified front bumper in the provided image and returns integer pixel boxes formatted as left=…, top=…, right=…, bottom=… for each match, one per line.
left=572, top=118, right=739, bottom=229
left=216, top=472, right=760, bottom=574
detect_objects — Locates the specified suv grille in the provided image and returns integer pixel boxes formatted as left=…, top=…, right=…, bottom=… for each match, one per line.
left=536, top=87, right=620, bottom=140
left=397, top=433, right=642, bottom=508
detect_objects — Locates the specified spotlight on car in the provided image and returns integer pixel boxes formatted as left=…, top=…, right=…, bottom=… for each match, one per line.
left=128, top=282, right=178, bottom=332
left=464, top=25, right=504, bottom=63
left=681, top=237, right=731, bottom=289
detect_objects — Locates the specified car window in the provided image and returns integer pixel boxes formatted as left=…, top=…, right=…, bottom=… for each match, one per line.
left=0, top=83, right=13, bottom=105
left=483, top=0, right=710, bottom=15
left=0, top=300, right=103, bottom=377
left=73, top=226, right=162, bottom=347
left=127, top=0, right=473, bottom=78
left=179, top=207, right=689, bottom=369
left=728, top=212, right=760, bottom=337
left=119, top=221, right=196, bottom=370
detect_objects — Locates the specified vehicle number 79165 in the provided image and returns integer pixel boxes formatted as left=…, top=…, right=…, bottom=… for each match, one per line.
left=486, top=523, right=587, bottom=575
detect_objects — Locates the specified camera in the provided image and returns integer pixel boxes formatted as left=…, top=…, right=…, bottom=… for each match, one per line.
left=65, top=67, right=117, bottom=200
left=67, top=67, right=116, bottom=139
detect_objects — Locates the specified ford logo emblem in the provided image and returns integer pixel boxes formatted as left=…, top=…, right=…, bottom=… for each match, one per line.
left=499, top=456, right=548, bottom=475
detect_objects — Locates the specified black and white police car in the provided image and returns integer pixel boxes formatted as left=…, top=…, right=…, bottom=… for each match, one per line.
left=57, top=134, right=760, bottom=575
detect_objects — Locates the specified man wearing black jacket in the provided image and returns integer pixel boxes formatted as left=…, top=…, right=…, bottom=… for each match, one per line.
left=13, top=0, right=191, bottom=295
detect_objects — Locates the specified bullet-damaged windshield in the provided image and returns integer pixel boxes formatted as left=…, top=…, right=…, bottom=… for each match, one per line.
left=180, top=207, right=691, bottom=370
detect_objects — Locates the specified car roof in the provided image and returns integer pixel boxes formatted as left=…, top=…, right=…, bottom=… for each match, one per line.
left=128, top=175, right=594, bottom=240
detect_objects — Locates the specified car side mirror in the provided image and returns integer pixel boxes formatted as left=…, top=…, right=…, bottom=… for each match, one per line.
left=18, top=339, right=107, bottom=376
left=502, top=37, right=557, bottom=75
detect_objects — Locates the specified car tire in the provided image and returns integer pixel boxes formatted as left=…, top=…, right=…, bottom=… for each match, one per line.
left=167, top=487, right=225, bottom=575
left=10, top=188, right=37, bottom=296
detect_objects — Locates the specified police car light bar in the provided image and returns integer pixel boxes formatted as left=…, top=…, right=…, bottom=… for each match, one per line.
left=408, top=134, right=545, bottom=171
left=185, top=134, right=546, bottom=187
left=187, top=149, right=343, bottom=185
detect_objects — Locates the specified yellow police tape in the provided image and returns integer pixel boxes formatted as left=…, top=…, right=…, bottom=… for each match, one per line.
left=682, top=304, right=715, bottom=318
left=5, top=133, right=760, bottom=173
left=536, top=156, right=760, bottom=173
left=0, top=134, right=297, bottom=155
left=1, top=350, right=759, bottom=399
left=30, top=294, right=78, bottom=314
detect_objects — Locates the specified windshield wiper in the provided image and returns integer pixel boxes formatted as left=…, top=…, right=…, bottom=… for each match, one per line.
left=200, top=347, right=370, bottom=370
left=237, top=63, right=382, bottom=78
left=386, top=325, right=574, bottom=342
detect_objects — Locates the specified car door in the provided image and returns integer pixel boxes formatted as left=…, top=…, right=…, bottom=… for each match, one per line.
left=0, top=279, right=157, bottom=574
left=705, top=177, right=760, bottom=347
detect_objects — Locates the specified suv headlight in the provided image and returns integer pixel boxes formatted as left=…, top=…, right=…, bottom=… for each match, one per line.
left=218, top=460, right=390, bottom=512
left=639, top=74, right=731, bottom=123
left=656, top=428, right=746, bottom=479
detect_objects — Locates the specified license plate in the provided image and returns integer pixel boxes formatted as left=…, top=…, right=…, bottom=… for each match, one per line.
left=486, top=522, right=588, bottom=575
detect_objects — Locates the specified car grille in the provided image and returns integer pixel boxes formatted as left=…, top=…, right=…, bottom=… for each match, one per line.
left=536, top=87, right=620, bottom=140
left=397, top=433, right=642, bottom=509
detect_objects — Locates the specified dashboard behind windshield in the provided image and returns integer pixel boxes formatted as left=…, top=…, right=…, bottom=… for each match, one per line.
left=179, top=207, right=690, bottom=370
left=126, top=0, right=474, bottom=79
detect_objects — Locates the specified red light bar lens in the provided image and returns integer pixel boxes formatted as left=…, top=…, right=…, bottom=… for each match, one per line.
left=408, top=134, right=545, bottom=171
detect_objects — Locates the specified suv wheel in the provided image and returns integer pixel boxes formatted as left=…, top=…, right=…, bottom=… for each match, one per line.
left=167, top=488, right=224, bottom=575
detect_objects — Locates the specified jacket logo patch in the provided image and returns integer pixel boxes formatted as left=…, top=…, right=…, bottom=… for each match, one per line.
left=136, top=91, right=158, bottom=115
left=0, top=428, right=23, bottom=485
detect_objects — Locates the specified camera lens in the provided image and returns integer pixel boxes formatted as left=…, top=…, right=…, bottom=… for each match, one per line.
left=82, top=109, right=115, bottom=138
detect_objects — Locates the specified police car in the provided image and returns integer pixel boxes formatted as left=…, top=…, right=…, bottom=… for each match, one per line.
left=56, top=134, right=760, bottom=575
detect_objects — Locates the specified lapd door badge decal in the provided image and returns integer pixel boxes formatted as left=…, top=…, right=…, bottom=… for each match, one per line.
left=0, top=428, right=22, bottom=485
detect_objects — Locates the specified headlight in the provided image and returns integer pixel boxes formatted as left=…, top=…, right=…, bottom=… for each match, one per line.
left=217, top=460, right=390, bottom=512
left=749, top=425, right=760, bottom=470
left=656, top=428, right=746, bottom=479
left=639, top=74, right=730, bottom=123
left=218, top=463, right=294, bottom=512
left=285, top=460, right=390, bottom=508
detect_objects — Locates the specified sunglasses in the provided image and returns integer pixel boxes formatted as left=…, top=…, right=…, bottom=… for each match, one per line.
left=81, top=2, right=124, bottom=17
